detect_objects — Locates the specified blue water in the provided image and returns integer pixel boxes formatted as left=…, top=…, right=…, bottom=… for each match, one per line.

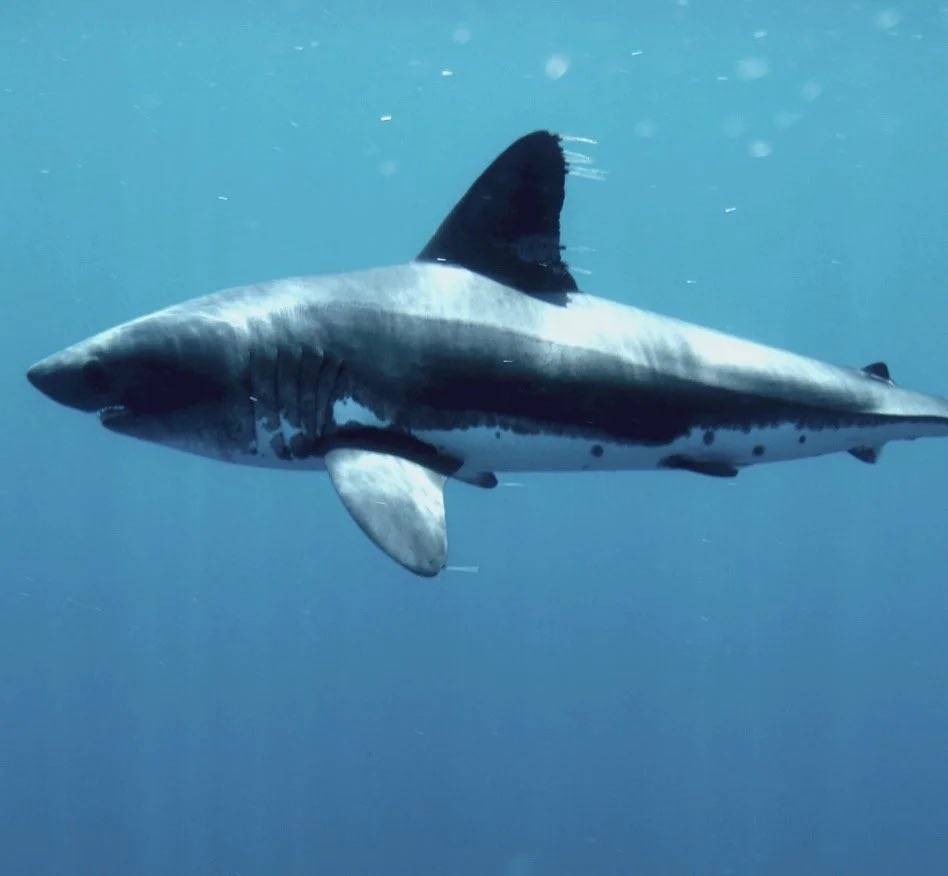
left=4, top=3, right=948, bottom=874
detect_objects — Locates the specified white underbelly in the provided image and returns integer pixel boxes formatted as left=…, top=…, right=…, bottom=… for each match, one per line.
left=417, top=418, right=945, bottom=475
left=246, top=397, right=947, bottom=475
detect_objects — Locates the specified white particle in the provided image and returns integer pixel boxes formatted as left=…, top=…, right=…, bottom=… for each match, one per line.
left=630, top=49, right=643, bottom=56
left=379, top=159, right=397, bottom=176
left=747, top=140, right=774, bottom=158
left=217, top=194, right=229, bottom=201
left=724, top=206, right=737, bottom=213
left=801, top=79, right=822, bottom=101
left=634, top=119, right=656, bottom=138
left=452, top=27, right=471, bottom=44
left=774, top=110, right=803, bottom=128
left=441, top=69, right=454, bottom=77
left=380, top=113, right=392, bottom=122
left=748, top=139, right=772, bottom=158
left=722, top=114, right=747, bottom=138
left=735, top=56, right=769, bottom=81
left=874, top=8, right=902, bottom=30
left=753, top=29, right=768, bottom=39
left=544, top=54, right=570, bottom=80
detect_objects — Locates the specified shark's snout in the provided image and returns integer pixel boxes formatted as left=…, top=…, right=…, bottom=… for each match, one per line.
left=27, top=351, right=110, bottom=413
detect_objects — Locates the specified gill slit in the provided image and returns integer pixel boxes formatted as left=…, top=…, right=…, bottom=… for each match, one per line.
left=248, top=349, right=256, bottom=452
left=273, top=347, right=288, bottom=459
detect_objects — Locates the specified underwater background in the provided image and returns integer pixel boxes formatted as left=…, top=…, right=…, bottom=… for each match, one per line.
left=3, top=2, right=948, bottom=874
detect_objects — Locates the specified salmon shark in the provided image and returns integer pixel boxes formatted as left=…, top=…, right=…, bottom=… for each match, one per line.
left=26, top=131, right=948, bottom=576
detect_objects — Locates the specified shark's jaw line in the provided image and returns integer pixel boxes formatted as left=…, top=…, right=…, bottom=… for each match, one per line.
left=25, top=130, right=948, bottom=576
left=98, top=404, right=127, bottom=424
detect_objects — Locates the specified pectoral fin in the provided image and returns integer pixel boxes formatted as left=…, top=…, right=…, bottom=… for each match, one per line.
left=325, top=447, right=448, bottom=577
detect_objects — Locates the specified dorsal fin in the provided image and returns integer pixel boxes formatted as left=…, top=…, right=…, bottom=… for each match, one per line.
left=862, top=361, right=892, bottom=383
left=417, top=131, right=577, bottom=295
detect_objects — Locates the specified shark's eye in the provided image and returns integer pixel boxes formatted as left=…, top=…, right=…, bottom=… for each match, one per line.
left=82, top=359, right=112, bottom=394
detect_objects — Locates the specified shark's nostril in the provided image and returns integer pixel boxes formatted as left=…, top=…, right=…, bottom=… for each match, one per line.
left=82, top=359, right=112, bottom=394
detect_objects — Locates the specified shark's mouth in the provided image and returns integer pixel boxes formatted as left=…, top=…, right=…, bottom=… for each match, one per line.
left=98, top=404, right=130, bottom=426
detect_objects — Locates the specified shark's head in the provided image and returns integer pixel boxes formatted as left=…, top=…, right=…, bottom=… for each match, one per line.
left=27, top=309, right=252, bottom=460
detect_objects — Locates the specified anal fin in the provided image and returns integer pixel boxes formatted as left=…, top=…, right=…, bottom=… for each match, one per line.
left=325, top=447, right=448, bottom=577
left=849, top=445, right=884, bottom=464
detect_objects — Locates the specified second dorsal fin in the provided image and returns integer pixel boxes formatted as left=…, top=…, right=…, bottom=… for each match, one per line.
left=417, top=131, right=577, bottom=295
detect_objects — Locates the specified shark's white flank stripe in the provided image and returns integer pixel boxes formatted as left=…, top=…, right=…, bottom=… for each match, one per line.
left=420, top=418, right=945, bottom=475
left=332, top=397, right=390, bottom=429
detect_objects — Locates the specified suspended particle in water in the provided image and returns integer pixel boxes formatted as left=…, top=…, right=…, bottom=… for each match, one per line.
left=544, top=54, right=570, bottom=80
left=774, top=110, right=803, bottom=128
left=735, top=56, right=769, bottom=81
left=874, top=8, right=902, bottom=30
left=802, top=79, right=822, bottom=101
left=748, top=139, right=773, bottom=158
left=634, top=119, right=656, bottom=138
left=722, top=114, right=747, bottom=138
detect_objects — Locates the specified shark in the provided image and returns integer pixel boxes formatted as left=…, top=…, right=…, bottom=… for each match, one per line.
left=26, top=131, right=948, bottom=576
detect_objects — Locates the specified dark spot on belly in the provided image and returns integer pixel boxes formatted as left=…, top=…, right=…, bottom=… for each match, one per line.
left=703, top=430, right=715, bottom=446
left=798, top=434, right=807, bottom=444
left=591, top=444, right=604, bottom=458
left=495, top=431, right=501, bottom=439
left=752, top=444, right=765, bottom=457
